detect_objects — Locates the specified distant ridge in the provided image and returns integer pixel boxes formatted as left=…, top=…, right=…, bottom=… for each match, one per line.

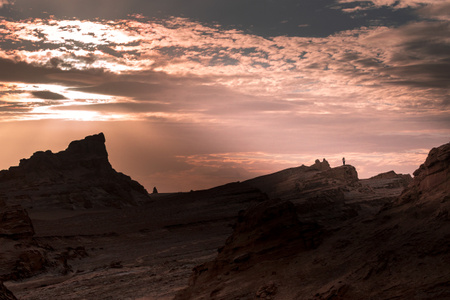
left=0, top=133, right=151, bottom=209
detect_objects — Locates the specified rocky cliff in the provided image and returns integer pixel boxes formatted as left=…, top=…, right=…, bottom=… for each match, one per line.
left=175, top=142, right=450, bottom=299
left=398, top=142, right=450, bottom=204
left=0, top=133, right=150, bottom=209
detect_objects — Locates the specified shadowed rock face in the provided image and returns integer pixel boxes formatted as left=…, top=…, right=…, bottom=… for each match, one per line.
left=0, top=200, right=48, bottom=282
left=0, top=133, right=150, bottom=209
left=0, top=201, right=34, bottom=238
left=175, top=142, right=450, bottom=300
left=175, top=199, right=324, bottom=300
left=0, top=282, right=17, bottom=300
left=368, top=171, right=412, bottom=189
left=398, top=142, right=450, bottom=204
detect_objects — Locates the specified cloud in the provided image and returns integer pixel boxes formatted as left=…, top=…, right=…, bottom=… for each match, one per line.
left=31, top=90, right=67, bottom=100
left=0, top=0, right=13, bottom=8
left=0, top=15, right=448, bottom=151
left=5, top=0, right=394, bottom=38
left=0, top=15, right=448, bottom=124
left=417, top=2, right=450, bottom=21
left=0, top=4, right=448, bottom=191
left=337, top=0, right=447, bottom=9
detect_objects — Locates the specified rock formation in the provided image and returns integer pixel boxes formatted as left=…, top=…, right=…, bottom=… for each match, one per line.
left=310, top=158, right=331, bottom=171
left=175, top=142, right=450, bottom=299
left=0, top=201, right=34, bottom=238
left=0, top=133, right=151, bottom=209
left=0, top=199, right=48, bottom=282
left=176, top=199, right=323, bottom=300
left=398, top=142, right=450, bottom=204
left=368, top=171, right=412, bottom=188
left=0, top=282, right=17, bottom=300
left=244, top=160, right=366, bottom=224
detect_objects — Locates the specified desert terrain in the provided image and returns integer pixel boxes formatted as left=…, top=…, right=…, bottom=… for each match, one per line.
left=1, top=134, right=449, bottom=299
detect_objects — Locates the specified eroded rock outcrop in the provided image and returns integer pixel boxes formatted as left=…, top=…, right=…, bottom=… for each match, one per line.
left=175, top=199, right=323, bottom=300
left=0, top=200, right=48, bottom=281
left=175, top=142, right=450, bottom=300
left=244, top=161, right=364, bottom=224
left=0, top=203, right=35, bottom=238
left=0, top=133, right=151, bottom=209
left=398, top=142, right=450, bottom=204
left=0, top=282, right=17, bottom=300
left=310, top=159, right=331, bottom=171
left=368, top=171, right=412, bottom=189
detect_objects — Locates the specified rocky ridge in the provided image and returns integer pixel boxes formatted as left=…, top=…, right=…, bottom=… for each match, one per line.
left=0, top=133, right=150, bottom=209
left=176, top=142, right=450, bottom=299
left=244, top=158, right=410, bottom=225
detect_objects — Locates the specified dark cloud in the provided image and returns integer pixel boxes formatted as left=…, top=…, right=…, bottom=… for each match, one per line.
left=72, top=81, right=166, bottom=98
left=31, top=90, right=67, bottom=100
left=53, top=102, right=173, bottom=114
left=0, top=58, right=57, bottom=84
left=0, top=58, right=109, bottom=86
left=2, top=0, right=418, bottom=37
left=383, top=63, right=450, bottom=89
left=417, top=3, right=450, bottom=21
left=0, top=101, right=32, bottom=112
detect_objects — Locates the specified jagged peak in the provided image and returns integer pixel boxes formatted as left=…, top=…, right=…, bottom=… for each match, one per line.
left=64, top=132, right=107, bottom=158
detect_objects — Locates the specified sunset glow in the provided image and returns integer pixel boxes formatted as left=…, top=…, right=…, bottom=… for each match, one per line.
left=0, top=0, right=448, bottom=191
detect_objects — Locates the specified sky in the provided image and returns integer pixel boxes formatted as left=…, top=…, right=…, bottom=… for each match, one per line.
left=0, top=0, right=449, bottom=192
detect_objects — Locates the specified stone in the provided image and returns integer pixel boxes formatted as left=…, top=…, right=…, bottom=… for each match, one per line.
left=398, top=142, right=450, bottom=204
left=0, top=282, right=17, bottom=300
left=0, top=133, right=151, bottom=209
left=310, top=159, right=331, bottom=171
left=0, top=204, right=34, bottom=238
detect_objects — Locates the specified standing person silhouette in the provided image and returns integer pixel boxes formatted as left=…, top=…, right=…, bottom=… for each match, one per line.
left=342, top=157, right=345, bottom=165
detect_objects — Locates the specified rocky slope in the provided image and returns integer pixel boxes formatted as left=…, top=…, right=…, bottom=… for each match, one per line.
left=175, top=142, right=450, bottom=299
left=0, top=133, right=150, bottom=209
left=0, top=198, right=48, bottom=283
